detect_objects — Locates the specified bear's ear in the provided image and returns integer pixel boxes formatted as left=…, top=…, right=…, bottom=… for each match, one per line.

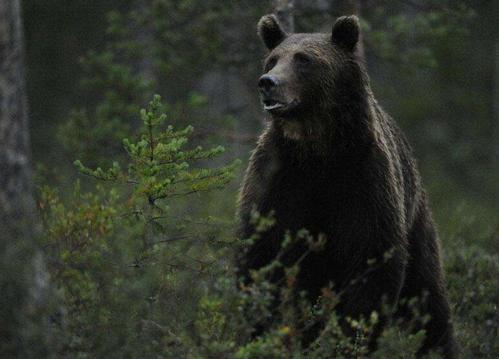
left=332, top=15, right=360, bottom=52
left=258, top=14, right=287, bottom=50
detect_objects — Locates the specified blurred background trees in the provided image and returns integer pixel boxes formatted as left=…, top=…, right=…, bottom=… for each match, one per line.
left=22, top=0, right=499, bottom=209
left=1, top=0, right=497, bottom=356
left=0, top=0, right=53, bottom=356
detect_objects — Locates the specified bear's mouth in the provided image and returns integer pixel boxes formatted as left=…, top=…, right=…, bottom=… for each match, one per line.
left=263, top=99, right=286, bottom=111
left=262, top=99, right=299, bottom=114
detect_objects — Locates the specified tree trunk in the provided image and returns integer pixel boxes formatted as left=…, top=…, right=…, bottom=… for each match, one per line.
left=495, top=41, right=499, bottom=160
left=273, top=0, right=295, bottom=33
left=0, top=0, right=53, bottom=356
left=0, top=0, right=36, bottom=228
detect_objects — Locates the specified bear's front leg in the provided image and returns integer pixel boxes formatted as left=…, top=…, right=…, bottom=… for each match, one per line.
left=328, top=230, right=407, bottom=354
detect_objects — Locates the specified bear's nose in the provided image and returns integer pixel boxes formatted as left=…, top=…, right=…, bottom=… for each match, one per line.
left=258, top=74, right=279, bottom=94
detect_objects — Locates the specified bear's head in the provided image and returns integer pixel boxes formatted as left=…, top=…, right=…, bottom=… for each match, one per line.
left=257, top=15, right=366, bottom=141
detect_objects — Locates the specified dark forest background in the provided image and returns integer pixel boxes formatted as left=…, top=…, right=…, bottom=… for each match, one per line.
left=1, top=0, right=498, bottom=357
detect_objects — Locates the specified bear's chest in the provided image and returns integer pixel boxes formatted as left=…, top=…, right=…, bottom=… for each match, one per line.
left=259, top=158, right=343, bottom=233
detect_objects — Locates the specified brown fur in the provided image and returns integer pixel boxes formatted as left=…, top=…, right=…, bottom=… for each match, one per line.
left=236, top=15, right=458, bottom=358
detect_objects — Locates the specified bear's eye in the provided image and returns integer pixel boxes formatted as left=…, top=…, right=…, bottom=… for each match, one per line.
left=264, top=56, right=278, bottom=72
left=294, top=53, right=312, bottom=67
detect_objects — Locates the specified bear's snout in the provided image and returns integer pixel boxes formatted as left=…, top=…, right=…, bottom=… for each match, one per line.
left=258, top=74, right=279, bottom=96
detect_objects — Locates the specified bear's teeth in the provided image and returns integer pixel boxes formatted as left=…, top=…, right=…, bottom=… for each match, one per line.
left=263, top=101, right=285, bottom=110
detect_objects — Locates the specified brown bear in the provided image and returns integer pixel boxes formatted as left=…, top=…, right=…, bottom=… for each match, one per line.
left=236, top=14, right=457, bottom=358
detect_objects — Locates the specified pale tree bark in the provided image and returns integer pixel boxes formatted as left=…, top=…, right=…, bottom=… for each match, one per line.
left=0, top=0, right=35, bottom=228
left=334, top=0, right=360, bottom=13
left=273, top=0, right=295, bottom=33
left=495, top=41, right=499, bottom=159
left=0, top=0, right=53, bottom=356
